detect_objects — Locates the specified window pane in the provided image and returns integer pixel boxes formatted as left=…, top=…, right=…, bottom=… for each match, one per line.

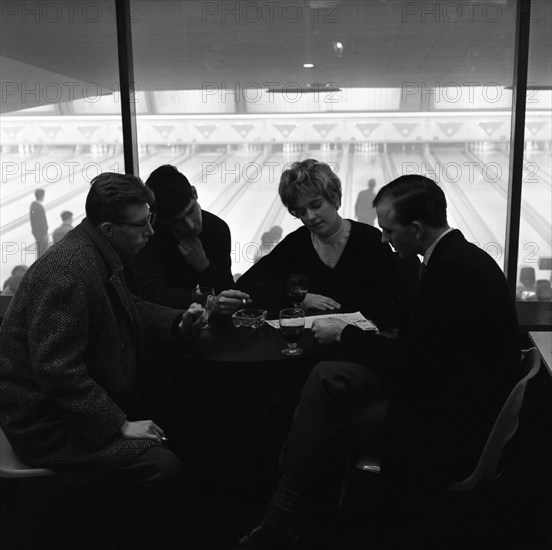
left=0, top=0, right=124, bottom=287
left=131, top=0, right=520, bottom=276
left=516, top=0, right=552, bottom=303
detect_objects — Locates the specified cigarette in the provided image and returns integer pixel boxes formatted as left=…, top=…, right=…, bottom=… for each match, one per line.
left=160, top=436, right=168, bottom=442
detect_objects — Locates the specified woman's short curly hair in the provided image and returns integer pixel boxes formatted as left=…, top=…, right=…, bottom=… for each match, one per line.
left=279, top=159, right=342, bottom=216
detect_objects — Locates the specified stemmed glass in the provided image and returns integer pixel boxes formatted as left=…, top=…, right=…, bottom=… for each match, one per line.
left=279, top=308, right=305, bottom=356
left=287, top=274, right=308, bottom=308
left=194, top=286, right=215, bottom=329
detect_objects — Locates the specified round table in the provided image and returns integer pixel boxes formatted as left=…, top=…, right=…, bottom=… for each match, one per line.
left=185, top=317, right=334, bottom=365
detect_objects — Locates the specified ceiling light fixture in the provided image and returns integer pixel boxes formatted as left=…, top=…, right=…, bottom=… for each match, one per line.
left=266, top=82, right=341, bottom=94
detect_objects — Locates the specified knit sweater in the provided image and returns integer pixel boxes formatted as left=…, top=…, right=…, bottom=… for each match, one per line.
left=237, top=220, right=412, bottom=329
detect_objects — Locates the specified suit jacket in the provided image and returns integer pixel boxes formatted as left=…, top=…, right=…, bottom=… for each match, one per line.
left=30, top=200, right=48, bottom=240
left=0, top=219, right=183, bottom=485
left=133, top=210, right=234, bottom=308
left=237, top=221, right=414, bottom=329
left=340, top=230, right=520, bottom=487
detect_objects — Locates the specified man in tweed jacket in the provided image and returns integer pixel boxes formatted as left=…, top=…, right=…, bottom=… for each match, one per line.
left=0, top=173, right=205, bottom=534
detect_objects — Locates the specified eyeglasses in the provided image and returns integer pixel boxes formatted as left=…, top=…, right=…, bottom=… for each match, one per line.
left=112, top=212, right=156, bottom=228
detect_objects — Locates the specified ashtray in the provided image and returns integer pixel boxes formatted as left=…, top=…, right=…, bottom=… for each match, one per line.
left=232, top=308, right=267, bottom=329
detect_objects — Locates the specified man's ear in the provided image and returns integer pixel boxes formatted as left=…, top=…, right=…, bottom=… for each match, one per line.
left=191, top=186, right=198, bottom=200
left=99, top=221, right=115, bottom=239
left=412, top=221, right=424, bottom=239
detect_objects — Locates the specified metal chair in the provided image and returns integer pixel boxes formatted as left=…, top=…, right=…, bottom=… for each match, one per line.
left=354, top=347, right=541, bottom=492
left=0, top=426, right=53, bottom=478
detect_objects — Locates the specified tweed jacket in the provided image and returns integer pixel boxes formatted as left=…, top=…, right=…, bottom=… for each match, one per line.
left=0, top=219, right=183, bottom=485
left=340, top=230, right=520, bottom=487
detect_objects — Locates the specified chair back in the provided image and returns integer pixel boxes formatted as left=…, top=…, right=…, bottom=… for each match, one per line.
left=536, top=279, right=552, bottom=301
left=447, top=348, right=541, bottom=492
left=0, top=426, right=54, bottom=478
left=519, top=267, right=536, bottom=289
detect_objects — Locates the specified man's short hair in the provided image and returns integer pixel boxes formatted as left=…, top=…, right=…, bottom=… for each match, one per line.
left=145, top=165, right=194, bottom=219
left=279, top=159, right=342, bottom=215
left=35, top=189, right=45, bottom=200
left=374, top=175, right=447, bottom=228
left=85, top=173, right=154, bottom=225
left=11, top=265, right=28, bottom=277
left=61, top=211, right=73, bottom=221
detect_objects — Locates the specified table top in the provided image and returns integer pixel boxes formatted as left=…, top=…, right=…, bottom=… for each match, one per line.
left=185, top=317, right=334, bottom=365
left=529, top=331, right=552, bottom=378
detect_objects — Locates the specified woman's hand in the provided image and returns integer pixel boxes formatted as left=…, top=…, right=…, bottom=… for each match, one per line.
left=301, top=293, right=341, bottom=311
left=119, top=420, right=166, bottom=444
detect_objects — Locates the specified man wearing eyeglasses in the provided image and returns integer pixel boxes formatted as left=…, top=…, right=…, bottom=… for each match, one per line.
left=0, top=173, right=207, bottom=546
left=133, top=164, right=250, bottom=314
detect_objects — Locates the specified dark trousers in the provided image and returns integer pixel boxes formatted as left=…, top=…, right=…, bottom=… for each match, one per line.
left=34, top=235, right=49, bottom=258
left=98, top=446, right=192, bottom=548
left=280, top=361, right=389, bottom=483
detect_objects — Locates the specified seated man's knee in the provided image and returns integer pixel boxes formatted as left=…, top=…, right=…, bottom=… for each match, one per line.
left=311, top=360, right=342, bottom=382
left=149, top=447, right=182, bottom=487
left=311, top=360, right=362, bottom=384
left=309, top=360, right=381, bottom=398
left=125, top=447, right=183, bottom=494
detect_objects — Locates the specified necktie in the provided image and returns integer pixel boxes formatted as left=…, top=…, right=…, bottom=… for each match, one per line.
left=419, top=261, right=427, bottom=280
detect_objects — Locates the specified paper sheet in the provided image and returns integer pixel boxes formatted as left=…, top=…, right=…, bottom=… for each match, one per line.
left=266, top=311, right=378, bottom=331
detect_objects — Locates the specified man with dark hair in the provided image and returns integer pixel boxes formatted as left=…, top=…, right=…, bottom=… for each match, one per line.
left=52, top=210, right=74, bottom=243
left=240, top=175, right=520, bottom=547
left=1, top=173, right=206, bottom=546
left=134, top=164, right=249, bottom=314
left=354, top=178, right=377, bottom=226
left=30, top=188, right=48, bottom=257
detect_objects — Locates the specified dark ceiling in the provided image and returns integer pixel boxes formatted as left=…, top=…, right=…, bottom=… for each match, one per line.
left=1, top=0, right=550, bottom=113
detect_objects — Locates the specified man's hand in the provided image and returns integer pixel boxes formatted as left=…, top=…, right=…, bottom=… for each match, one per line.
left=177, top=237, right=210, bottom=272
left=302, top=293, right=341, bottom=311
left=178, top=303, right=206, bottom=335
left=119, top=420, right=166, bottom=444
left=213, top=289, right=251, bottom=316
left=311, top=318, right=348, bottom=344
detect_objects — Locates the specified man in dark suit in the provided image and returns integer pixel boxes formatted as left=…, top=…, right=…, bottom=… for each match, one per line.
left=133, top=165, right=249, bottom=315
left=240, top=175, right=520, bottom=547
left=29, top=188, right=48, bottom=257
left=354, top=177, right=377, bottom=225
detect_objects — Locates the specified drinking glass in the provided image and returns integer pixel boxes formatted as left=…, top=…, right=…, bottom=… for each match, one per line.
left=287, top=274, right=308, bottom=308
left=279, top=308, right=305, bottom=356
left=194, top=286, right=215, bottom=328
